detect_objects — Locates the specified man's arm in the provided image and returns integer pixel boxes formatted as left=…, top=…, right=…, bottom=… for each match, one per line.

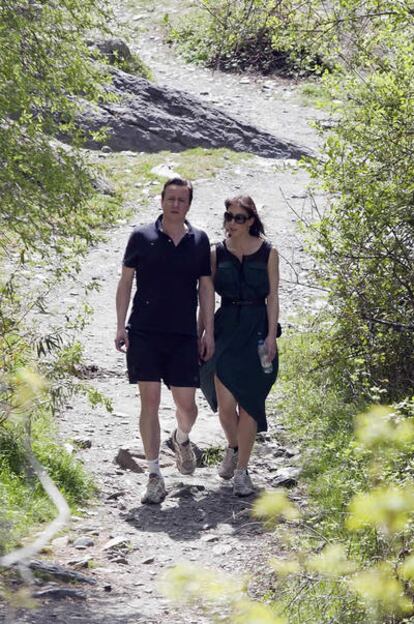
left=197, top=248, right=216, bottom=338
left=198, top=275, right=215, bottom=361
left=115, top=266, right=135, bottom=352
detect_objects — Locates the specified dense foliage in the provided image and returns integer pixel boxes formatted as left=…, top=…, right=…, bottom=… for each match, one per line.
left=165, top=0, right=414, bottom=74
left=0, top=0, right=122, bottom=554
left=164, top=0, right=301, bottom=74
left=0, top=0, right=111, bottom=261
left=310, top=54, right=414, bottom=396
left=306, top=9, right=414, bottom=397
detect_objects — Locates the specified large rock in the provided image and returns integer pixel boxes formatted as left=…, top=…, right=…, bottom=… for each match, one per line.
left=76, top=68, right=311, bottom=159
left=114, top=448, right=144, bottom=473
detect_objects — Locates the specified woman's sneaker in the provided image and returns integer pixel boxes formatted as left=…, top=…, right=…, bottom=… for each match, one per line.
left=233, top=469, right=255, bottom=497
left=218, top=447, right=238, bottom=480
left=141, top=474, right=167, bottom=504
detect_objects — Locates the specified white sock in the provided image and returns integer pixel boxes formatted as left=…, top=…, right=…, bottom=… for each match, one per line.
left=147, top=458, right=161, bottom=476
left=176, top=427, right=189, bottom=444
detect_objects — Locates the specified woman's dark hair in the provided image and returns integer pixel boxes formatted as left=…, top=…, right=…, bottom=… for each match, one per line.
left=224, top=195, right=265, bottom=237
left=161, top=177, right=193, bottom=204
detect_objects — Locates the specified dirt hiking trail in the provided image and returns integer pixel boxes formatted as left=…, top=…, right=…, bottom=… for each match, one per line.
left=2, top=5, right=325, bottom=623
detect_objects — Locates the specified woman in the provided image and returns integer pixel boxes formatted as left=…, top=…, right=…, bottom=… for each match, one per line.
left=200, top=195, right=280, bottom=496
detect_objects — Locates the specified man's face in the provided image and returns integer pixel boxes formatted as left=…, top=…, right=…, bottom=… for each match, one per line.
left=161, top=185, right=191, bottom=221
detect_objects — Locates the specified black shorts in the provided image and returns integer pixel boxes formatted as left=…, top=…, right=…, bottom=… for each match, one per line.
left=126, top=330, right=200, bottom=387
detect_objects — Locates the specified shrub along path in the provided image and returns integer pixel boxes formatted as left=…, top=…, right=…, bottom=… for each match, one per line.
left=3, top=5, right=324, bottom=623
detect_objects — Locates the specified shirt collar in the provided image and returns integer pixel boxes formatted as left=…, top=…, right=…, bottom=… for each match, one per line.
left=155, top=215, right=194, bottom=237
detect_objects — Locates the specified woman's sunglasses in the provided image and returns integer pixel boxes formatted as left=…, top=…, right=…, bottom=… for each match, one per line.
left=224, top=211, right=251, bottom=224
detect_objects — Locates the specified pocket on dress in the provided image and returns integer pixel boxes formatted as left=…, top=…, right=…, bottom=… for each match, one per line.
left=214, top=261, right=240, bottom=299
left=242, top=262, right=269, bottom=296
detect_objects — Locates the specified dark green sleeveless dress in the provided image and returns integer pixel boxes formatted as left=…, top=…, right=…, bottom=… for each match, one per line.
left=200, top=239, right=278, bottom=432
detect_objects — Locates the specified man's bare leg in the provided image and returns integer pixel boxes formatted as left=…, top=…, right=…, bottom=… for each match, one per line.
left=171, top=386, right=198, bottom=434
left=138, top=381, right=166, bottom=504
left=138, top=381, right=162, bottom=460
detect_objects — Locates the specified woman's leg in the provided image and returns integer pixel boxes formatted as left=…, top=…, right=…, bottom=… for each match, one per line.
left=214, top=375, right=240, bottom=480
left=214, top=375, right=238, bottom=446
left=237, top=408, right=257, bottom=469
left=233, top=407, right=257, bottom=496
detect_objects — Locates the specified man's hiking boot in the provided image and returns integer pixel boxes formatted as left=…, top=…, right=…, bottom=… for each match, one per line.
left=171, top=429, right=196, bottom=475
left=218, top=447, right=238, bottom=480
left=233, top=469, right=255, bottom=497
left=141, top=473, right=167, bottom=504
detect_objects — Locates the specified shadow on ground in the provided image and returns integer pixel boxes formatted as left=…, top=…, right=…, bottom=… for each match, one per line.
left=1, top=602, right=154, bottom=624
left=124, top=480, right=264, bottom=542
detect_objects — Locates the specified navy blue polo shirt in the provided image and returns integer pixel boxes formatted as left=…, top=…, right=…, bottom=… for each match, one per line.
left=123, top=215, right=211, bottom=336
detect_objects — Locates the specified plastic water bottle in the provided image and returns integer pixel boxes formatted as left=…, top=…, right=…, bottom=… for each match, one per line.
left=257, top=339, right=273, bottom=374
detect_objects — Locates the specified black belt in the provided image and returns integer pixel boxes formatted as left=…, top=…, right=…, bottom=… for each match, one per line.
left=221, top=298, right=266, bottom=306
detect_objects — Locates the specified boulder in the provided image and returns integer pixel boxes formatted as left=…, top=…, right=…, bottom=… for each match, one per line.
left=74, top=68, right=311, bottom=159
left=114, top=448, right=145, bottom=473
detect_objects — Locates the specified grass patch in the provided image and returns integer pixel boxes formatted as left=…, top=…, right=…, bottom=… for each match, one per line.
left=96, top=147, right=250, bottom=205
left=0, top=412, right=95, bottom=556
left=177, top=147, right=249, bottom=179
left=200, top=444, right=223, bottom=467
left=299, top=80, right=333, bottom=109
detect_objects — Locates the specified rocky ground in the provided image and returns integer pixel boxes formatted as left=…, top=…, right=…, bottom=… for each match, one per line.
left=1, top=3, right=326, bottom=623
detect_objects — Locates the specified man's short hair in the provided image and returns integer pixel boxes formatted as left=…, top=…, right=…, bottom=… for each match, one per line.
left=161, top=177, right=193, bottom=205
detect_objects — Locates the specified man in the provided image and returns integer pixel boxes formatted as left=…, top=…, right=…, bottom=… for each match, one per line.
left=115, top=177, right=215, bottom=504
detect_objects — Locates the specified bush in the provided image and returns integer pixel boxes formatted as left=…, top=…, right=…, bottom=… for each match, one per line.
left=163, top=0, right=323, bottom=75
left=306, top=36, right=414, bottom=398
